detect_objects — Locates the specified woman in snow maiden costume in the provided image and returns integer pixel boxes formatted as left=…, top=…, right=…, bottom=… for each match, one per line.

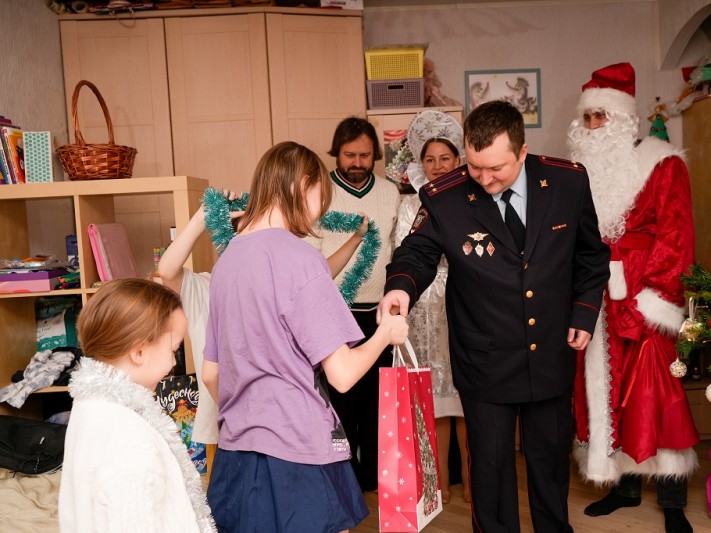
left=59, top=278, right=215, bottom=533
left=567, top=62, right=699, bottom=533
left=392, top=109, right=470, bottom=504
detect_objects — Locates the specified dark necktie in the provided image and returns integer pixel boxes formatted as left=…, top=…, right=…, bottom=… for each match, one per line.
left=501, top=188, right=526, bottom=252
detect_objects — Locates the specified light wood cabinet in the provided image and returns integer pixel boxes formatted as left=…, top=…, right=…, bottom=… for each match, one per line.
left=0, top=176, right=211, bottom=418
left=267, top=12, right=367, bottom=162
left=164, top=13, right=272, bottom=193
left=59, top=6, right=366, bottom=192
left=682, top=95, right=711, bottom=270
left=59, top=18, right=174, bottom=178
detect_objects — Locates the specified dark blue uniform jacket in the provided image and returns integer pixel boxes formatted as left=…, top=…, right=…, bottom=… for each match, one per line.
left=385, top=155, right=610, bottom=404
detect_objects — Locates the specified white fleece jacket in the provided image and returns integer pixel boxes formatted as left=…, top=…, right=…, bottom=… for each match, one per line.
left=59, top=358, right=215, bottom=533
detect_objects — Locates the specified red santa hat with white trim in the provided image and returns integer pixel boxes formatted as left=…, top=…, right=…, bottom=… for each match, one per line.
left=576, top=62, right=637, bottom=116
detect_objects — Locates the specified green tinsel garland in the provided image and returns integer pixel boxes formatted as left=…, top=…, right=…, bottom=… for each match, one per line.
left=202, top=188, right=248, bottom=255
left=317, top=210, right=381, bottom=307
left=201, top=186, right=381, bottom=307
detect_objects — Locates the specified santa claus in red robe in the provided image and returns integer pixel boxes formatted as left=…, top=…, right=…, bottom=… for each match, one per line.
left=567, top=62, right=699, bottom=533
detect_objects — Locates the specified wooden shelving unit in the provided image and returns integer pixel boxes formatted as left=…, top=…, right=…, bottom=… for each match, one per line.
left=0, top=176, right=211, bottom=417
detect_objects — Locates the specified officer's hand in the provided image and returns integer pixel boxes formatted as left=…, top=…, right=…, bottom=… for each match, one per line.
left=377, top=290, right=410, bottom=323
left=567, top=328, right=591, bottom=350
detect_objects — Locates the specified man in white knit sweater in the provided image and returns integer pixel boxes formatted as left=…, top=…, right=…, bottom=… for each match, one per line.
left=307, top=117, right=400, bottom=491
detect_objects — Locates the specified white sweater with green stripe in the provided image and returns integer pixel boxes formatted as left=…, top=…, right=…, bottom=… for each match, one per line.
left=306, top=170, right=400, bottom=310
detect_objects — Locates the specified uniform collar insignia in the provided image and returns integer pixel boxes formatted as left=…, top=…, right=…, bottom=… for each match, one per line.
left=539, top=179, right=548, bottom=188
left=468, top=193, right=477, bottom=201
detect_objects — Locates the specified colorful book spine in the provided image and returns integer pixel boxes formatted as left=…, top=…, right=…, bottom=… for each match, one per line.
left=1, top=126, right=26, bottom=183
left=0, top=143, right=10, bottom=184
left=0, top=117, right=14, bottom=184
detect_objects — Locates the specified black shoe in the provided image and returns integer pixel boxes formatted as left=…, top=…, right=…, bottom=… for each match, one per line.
left=583, top=492, right=641, bottom=516
left=663, top=508, right=692, bottom=533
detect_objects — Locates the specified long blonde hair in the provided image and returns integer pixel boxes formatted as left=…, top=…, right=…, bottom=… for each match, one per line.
left=238, top=142, right=332, bottom=238
left=77, top=278, right=182, bottom=362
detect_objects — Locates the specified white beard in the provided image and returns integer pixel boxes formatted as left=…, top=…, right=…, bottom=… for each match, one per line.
left=567, top=114, right=647, bottom=241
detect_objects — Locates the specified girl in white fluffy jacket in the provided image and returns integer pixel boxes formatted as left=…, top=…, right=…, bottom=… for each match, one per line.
left=58, top=278, right=215, bottom=532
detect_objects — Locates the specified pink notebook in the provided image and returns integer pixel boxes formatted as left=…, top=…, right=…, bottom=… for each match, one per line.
left=88, top=223, right=139, bottom=282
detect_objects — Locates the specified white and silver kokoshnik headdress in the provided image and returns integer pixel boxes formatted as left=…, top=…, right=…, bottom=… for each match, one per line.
left=405, top=110, right=464, bottom=191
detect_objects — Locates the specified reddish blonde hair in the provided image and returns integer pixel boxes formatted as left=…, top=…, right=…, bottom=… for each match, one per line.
left=238, top=142, right=332, bottom=238
left=77, top=278, right=182, bottom=362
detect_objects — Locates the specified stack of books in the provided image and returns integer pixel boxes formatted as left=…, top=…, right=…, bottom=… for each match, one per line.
left=0, top=115, right=56, bottom=184
left=0, top=115, right=25, bottom=185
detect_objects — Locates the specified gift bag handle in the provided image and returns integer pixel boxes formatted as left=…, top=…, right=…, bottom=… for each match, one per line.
left=392, top=338, right=419, bottom=369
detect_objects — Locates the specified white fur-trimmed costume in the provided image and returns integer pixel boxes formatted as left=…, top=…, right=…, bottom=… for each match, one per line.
left=59, top=358, right=216, bottom=532
left=573, top=136, right=699, bottom=484
left=577, top=87, right=636, bottom=117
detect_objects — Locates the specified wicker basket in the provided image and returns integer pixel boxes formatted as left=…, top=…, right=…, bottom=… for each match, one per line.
left=56, top=80, right=137, bottom=180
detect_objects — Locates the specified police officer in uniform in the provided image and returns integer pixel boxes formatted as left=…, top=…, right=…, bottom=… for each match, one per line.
left=378, top=101, right=610, bottom=532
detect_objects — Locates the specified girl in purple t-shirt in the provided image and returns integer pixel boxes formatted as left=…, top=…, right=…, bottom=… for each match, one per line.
left=203, top=141, right=408, bottom=533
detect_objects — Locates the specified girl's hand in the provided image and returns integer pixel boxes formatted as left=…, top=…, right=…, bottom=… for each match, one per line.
left=379, top=312, right=409, bottom=345
left=356, top=212, right=369, bottom=237
left=224, top=189, right=245, bottom=219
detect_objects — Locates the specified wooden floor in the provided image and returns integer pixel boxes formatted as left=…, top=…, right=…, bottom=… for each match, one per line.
left=353, top=440, right=711, bottom=532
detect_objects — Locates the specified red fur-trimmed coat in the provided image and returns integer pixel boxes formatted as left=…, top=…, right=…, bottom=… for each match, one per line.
left=574, top=137, right=700, bottom=484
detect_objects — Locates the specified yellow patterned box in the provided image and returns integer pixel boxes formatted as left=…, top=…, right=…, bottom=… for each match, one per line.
left=23, top=131, right=55, bottom=182
left=365, top=45, right=427, bottom=80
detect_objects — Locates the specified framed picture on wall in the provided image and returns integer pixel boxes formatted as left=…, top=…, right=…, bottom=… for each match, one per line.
left=464, top=68, right=541, bottom=127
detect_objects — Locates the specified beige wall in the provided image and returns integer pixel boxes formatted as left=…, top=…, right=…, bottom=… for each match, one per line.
left=0, top=0, right=70, bottom=257
left=0, top=0, right=67, bottom=154
left=364, top=0, right=711, bottom=157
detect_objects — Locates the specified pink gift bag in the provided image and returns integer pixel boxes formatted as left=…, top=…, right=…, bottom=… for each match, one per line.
left=378, top=339, right=442, bottom=532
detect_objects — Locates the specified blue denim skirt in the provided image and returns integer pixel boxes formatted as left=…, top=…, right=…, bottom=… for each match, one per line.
left=207, top=449, right=368, bottom=532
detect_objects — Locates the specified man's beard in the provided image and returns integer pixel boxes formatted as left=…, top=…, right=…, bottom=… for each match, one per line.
left=337, top=163, right=373, bottom=186
left=567, top=114, right=647, bottom=241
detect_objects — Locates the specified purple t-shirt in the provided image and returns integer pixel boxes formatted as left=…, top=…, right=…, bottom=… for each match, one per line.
left=204, top=228, right=364, bottom=465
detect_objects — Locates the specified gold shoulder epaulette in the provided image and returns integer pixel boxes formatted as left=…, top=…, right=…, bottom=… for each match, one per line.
left=539, top=155, right=584, bottom=171
left=423, top=168, right=468, bottom=197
